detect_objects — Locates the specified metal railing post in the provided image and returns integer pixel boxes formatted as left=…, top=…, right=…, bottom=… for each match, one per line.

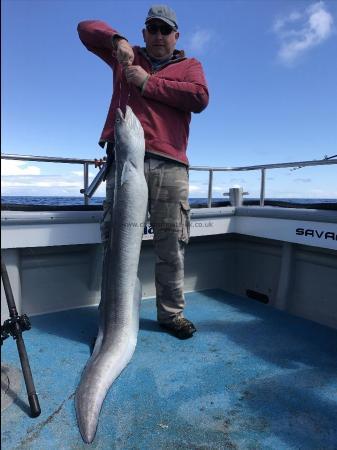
left=260, top=168, right=266, bottom=206
left=208, top=170, right=213, bottom=208
left=83, top=163, right=89, bottom=205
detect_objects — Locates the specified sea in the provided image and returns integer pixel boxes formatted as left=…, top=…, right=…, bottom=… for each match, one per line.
left=1, top=196, right=336, bottom=207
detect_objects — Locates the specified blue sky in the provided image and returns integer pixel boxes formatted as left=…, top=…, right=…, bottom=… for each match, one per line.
left=1, top=0, right=337, bottom=198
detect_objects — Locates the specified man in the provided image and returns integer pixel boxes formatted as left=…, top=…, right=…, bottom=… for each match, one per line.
left=78, top=5, right=209, bottom=339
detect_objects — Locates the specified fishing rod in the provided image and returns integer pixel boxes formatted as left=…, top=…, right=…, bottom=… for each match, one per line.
left=290, top=153, right=336, bottom=171
left=1, top=259, right=41, bottom=417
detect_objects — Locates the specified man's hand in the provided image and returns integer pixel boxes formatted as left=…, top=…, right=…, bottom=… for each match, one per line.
left=124, top=65, right=149, bottom=88
left=115, top=39, right=134, bottom=67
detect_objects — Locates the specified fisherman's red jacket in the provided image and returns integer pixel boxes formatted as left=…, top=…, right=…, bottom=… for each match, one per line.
left=77, top=20, right=209, bottom=165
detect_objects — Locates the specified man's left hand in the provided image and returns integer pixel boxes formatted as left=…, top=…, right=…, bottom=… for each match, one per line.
left=124, top=65, right=149, bottom=88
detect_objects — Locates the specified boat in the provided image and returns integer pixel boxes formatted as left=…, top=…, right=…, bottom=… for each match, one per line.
left=1, top=153, right=337, bottom=449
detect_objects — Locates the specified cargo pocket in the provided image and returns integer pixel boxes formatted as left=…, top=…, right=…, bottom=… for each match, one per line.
left=179, top=200, right=191, bottom=244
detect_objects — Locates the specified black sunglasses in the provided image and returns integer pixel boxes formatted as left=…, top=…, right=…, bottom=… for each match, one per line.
left=146, top=23, right=175, bottom=36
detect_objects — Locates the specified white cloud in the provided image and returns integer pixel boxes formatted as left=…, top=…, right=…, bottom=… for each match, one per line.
left=189, top=183, right=206, bottom=194
left=229, top=178, right=247, bottom=185
left=1, top=174, right=106, bottom=197
left=187, top=29, right=213, bottom=54
left=1, top=160, right=41, bottom=176
left=213, top=185, right=227, bottom=193
left=293, top=178, right=312, bottom=183
left=273, top=1, right=334, bottom=64
left=189, top=183, right=229, bottom=197
left=1, top=163, right=105, bottom=198
left=72, top=169, right=99, bottom=178
left=1, top=177, right=81, bottom=188
left=72, top=170, right=85, bottom=177
left=273, top=11, right=302, bottom=33
left=308, top=188, right=337, bottom=197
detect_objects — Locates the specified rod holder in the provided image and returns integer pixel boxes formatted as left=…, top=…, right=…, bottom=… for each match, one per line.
left=223, top=187, right=249, bottom=206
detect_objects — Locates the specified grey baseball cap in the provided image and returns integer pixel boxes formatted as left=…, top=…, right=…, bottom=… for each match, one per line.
left=145, top=5, right=178, bottom=29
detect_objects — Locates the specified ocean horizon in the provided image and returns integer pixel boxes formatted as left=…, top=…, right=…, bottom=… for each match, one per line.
left=1, top=196, right=336, bottom=207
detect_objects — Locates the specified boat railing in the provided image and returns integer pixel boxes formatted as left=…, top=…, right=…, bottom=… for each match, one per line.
left=1, top=153, right=336, bottom=207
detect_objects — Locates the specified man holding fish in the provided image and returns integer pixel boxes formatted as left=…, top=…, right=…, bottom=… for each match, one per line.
left=78, top=4, right=209, bottom=340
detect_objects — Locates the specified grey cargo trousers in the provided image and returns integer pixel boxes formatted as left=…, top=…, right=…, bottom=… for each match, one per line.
left=100, top=154, right=190, bottom=323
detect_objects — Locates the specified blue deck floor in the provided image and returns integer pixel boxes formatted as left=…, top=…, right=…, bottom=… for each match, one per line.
left=1, top=289, right=337, bottom=450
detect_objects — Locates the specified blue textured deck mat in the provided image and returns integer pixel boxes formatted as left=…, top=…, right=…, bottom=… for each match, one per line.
left=1, top=289, right=337, bottom=450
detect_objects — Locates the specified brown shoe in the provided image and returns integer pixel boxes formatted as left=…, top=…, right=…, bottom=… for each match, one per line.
left=159, top=317, right=196, bottom=339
